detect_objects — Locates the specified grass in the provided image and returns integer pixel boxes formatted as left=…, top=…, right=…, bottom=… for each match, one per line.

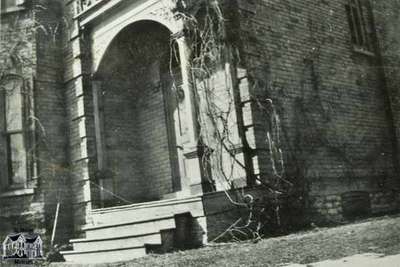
left=54, top=214, right=400, bottom=267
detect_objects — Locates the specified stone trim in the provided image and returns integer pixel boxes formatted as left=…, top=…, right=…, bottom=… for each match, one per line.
left=0, top=188, right=34, bottom=198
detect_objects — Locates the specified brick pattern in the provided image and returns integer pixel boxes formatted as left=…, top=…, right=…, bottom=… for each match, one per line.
left=370, top=191, right=400, bottom=213
left=233, top=0, right=397, bottom=195
left=0, top=0, right=73, bottom=248
left=309, top=191, right=399, bottom=223
left=371, top=0, right=400, bottom=188
left=0, top=6, right=36, bottom=189
left=136, top=78, right=174, bottom=200
left=35, top=0, right=73, bottom=244
left=201, top=187, right=304, bottom=241
left=102, top=80, right=142, bottom=203
left=1, top=0, right=400, bottom=250
left=62, top=0, right=95, bottom=234
left=309, top=195, right=343, bottom=222
left=93, top=24, right=176, bottom=203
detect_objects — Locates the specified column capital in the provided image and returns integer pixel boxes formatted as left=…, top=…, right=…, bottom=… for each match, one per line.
left=171, top=30, right=186, bottom=41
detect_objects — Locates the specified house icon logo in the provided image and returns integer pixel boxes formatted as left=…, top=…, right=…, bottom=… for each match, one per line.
left=2, top=233, right=43, bottom=260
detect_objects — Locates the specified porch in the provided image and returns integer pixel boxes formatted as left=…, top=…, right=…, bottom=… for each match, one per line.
left=60, top=186, right=294, bottom=263
left=61, top=196, right=206, bottom=264
left=62, top=0, right=254, bottom=263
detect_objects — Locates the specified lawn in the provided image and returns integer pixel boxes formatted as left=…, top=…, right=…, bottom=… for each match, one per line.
left=53, top=214, right=400, bottom=267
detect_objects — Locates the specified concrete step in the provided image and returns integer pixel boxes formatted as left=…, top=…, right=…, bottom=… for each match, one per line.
left=71, top=232, right=162, bottom=252
left=84, top=216, right=176, bottom=239
left=89, top=196, right=204, bottom=226
left=61, top=197, right=206, bottom=264
left=61, top=246, right=147, bottom=264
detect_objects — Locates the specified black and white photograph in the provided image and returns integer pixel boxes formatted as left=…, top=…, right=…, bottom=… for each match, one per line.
left=0, top=0, right=400, bottom=266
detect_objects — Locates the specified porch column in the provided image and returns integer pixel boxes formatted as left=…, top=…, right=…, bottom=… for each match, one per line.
left=92, top=80, right=114, bottom=207
left=92, top=80, right=105, bottom=171
left=175, top=34, right=204, bottom=195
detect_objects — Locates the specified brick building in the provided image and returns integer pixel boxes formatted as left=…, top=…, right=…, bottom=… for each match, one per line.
left=0, top=0, right=399, bottom=263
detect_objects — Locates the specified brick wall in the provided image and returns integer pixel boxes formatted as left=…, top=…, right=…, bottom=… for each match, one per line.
left=34, top=0, right=72, bottom=245
left=371, top=0, right=400, bottom=188
left=99, top=71, right=175, bottom=203
left=102, top=78, right=141, bottom=203
left=0, top=6, right=42, bottom=245
left=0, top=0, right=399, bottom=250
left=136, top=71, right=174, bottom=200
left=230, top=0, right=398, bottom=221
left=62, top=0, right=94, bottom=233
left=92, top=23, right=176, bottom=204
left=0, top=0, right=73, bottom=249
left=202, top=187, right=304, bottom=241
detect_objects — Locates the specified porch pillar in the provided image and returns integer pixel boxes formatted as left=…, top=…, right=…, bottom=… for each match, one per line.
left=175, top=34, right=205, bottom=195
left=92, top=80, right=114, bottom=207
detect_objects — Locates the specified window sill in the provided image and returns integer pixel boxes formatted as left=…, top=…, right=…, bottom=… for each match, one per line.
left=353, top=46, right=375, bottom=57
left=0, top=188, right=34, bottom=198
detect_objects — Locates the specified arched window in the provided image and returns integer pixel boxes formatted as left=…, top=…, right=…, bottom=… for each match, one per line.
left=345, top=0, right=374, bottom=53
left=18, top=248, right=23, bottom=257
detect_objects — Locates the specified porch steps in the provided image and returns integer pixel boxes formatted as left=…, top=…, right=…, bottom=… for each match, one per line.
left=61, top=246, right=147, bottom=264
left=61, top=196, right=205, bottom=264
left=84, top=215, right=176, bottom=239
left=89, top=196, right=205, bottom=226
left=71, top=232, right=161, bottom=251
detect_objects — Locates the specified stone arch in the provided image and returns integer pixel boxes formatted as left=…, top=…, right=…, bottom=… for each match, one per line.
left=94, top=20, right=176, bottom=78
left=91, top=15, right=182, bottom=74
left=92, top=20, right=186, bottom=206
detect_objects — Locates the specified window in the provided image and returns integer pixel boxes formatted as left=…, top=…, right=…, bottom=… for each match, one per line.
left=345, top=0, right=373, bottom=53
left=0, top=0, right=25, bottom=13
left=0, top=77, right=28, bottom=190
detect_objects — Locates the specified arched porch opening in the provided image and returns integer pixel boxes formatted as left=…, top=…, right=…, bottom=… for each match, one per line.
left=93, top=21, right=184, bottom=207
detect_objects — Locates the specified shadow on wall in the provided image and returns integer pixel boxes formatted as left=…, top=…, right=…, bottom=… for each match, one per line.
left=146, top=213, right=204, bottom=253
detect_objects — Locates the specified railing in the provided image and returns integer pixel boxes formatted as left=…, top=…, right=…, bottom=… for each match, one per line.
left=76, top=0, right=104, bottom=15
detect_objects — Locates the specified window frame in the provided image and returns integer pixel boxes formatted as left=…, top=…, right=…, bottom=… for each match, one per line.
left=0, top=74, right=34, bottom=194
left=345, top=0, right=374, bottom=55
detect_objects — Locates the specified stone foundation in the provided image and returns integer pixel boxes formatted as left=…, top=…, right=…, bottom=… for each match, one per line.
left=309, top=190, right=400, bottom=224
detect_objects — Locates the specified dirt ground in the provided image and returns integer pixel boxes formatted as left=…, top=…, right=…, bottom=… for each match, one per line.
left=50, top=214, right=400, bottom=267
left=283, top=253, right=400, bottom=266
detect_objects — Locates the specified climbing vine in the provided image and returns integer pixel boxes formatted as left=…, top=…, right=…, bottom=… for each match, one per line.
left=0, top=3, right=70, bottom=256
left=168, top=0, right=293, bottom=241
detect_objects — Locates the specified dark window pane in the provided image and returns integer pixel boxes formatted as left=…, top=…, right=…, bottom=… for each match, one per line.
left=346, top=5, right=357, bottom=45
left=8, top=133, right=27, bottom=186
left=351, top=6, right=363, bottom=46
